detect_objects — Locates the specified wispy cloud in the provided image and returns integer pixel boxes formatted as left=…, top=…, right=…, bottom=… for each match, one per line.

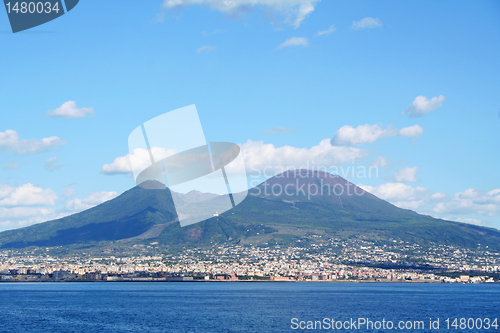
left=2, top=162, right=19, bottom=170
left=362, top=182, right=500, bottom=224
left=263, top=126, right=297, bottom=134
left=331, top=124, right=423, bottom=146
left=352, top=17, right=382, bottom=30
left=433, top=188, right=500, bottom=217
left=47, top=101, right=94, bottom=119
left=161, top=0, right=320, bottom=28
left=315, top=25, right=335, bottom=37
left=451, top=217, right=483, bottom=226
left=402, top=95, right=446, bottom=118
left=44, top=157, right=61, bottom=171
left=0, top=206, right=61, bottom=232
left=65, top=191, right=119, bottom=212
left=62, top=187, right=77, bottom=198
left=393, top=167, right=419, bottom=183
left=277, top=37, right=309, bottom=49
left=361, top=182, right=440, bottom=211
left=370, top=156, right=388, bottom=168
left=0, top=130, right=66, bottom=155
left=153, top=12, right=165, bottom=23
left=197, top=45, right=216, bottom=53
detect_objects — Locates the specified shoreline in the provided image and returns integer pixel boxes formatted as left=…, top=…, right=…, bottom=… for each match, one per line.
left=1, top=279, right=497, bottom=284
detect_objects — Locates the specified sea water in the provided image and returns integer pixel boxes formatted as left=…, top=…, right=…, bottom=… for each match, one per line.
left=0, top=282, right=498, bottom=332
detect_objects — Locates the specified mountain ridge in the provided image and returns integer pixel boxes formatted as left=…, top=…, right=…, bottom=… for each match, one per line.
left=1, top=170, right=499, bottom=251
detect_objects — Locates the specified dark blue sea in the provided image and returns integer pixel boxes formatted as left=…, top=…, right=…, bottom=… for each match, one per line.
left=0, top=282, right=498, bottom=332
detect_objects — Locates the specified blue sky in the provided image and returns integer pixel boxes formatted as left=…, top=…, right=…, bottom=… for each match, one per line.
left=1, top=0, right=499, bottom=231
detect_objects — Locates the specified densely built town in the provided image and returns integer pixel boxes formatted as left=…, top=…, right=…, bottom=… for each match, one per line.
left=1, top=237, right=499, bottom=283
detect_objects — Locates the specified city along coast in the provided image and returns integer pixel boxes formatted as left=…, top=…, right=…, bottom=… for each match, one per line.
left=1, top=238, right=499, bottom=284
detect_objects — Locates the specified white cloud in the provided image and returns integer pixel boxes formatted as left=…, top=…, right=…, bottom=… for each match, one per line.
left=398, top=124, right=424, bottom=137
left=241, top=138, right=369, bottom=176
left=263, top=126, right=297, bottom=134
left=359, top=182, right=500, bottom=228
left=196, top=45, right=216, bottom=53
left=362, top=182, right=500, bottom=224
left=433, top=188, right=500, bottom=216
left=0, top=130, right=66, bottom=155
left=393, top=166, right=419, bottom=183
left=366, top=182, right=428, bottom=202
left=370, top=156, right=388, bottom=168
left=293, top=1, right=315, bottom=28
left=44, top=157, right=61, bottom=171
left=0, top=207, right=56, bottom=220
left=0, top=186, right=121, bottom=231
left=65, top=191, right=119, bottom=212
left=362, top=182, right=442, bottom=211
left=62, top=187, right=77, bottom=198
left=332, top=124, right=395, bottom=146
left=395, top=200, right=427, bottom=210
left=451, top=217, right=483, bottom=226
left=101, top=147, right=177, bottom=176
left=0, top=207, right=70, bottom=232
left=277, top=37, right=309, bottom=49
left=431, top=192, right=447, bottom=200
left=331, top=124, right=423, bottom=146
left=161, top=0, right=320, bottom=28
left=402, top=95, right=446, bottom=118
left=0, top=187, right=118, bottom=231
left=104, top=140, right=366, bottom=181
left=0, top=220, right=37, bottom=231
left=2, top=162, right=19, bottom=170
left=0, top=184, right=15, bottom=199
left=0, top=184, right=58, bottom=206
left=352, top=17, right=382, bottom=30
left=315, top=24, right=335, bottom=37
left=47, top=101, right=94, bottom=119
left=101, top=155, right=135, bottom=176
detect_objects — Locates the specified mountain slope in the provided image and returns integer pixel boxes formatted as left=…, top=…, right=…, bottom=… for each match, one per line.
left=1, top=170, right=499, bottom=250
left=0, top=180, right=178, bottom=248
left=220, top=170, right=500, bottom=249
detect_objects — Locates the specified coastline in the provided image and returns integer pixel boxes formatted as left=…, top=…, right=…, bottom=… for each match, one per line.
left=1, top=278, right=495, bottom=284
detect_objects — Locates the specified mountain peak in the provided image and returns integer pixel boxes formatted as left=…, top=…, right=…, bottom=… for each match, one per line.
left=253, top=169, right=373, bottom=200
left=137, top=180, right=166, bottom=190
left=273, top=169, right=341, bottom=180
left=177, top=190, right=220, bottom=204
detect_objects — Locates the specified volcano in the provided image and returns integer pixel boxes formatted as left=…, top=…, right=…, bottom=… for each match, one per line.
left=1, top=170, right=499, bottom=251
